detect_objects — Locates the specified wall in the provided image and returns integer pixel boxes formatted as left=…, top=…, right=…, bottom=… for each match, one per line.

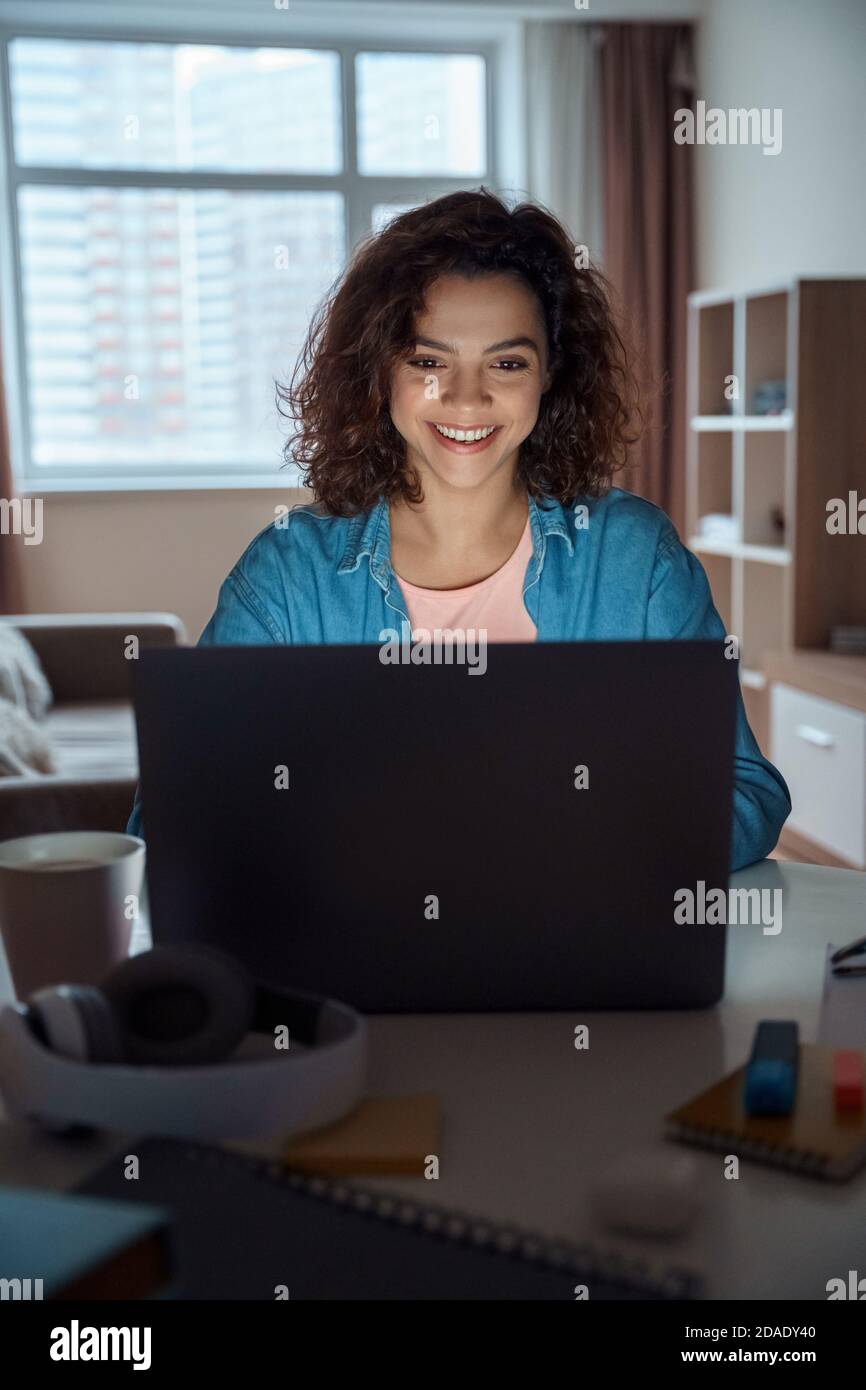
left=694, top=0, right=866, bottom=291
left=18, top=488, right=308, bottom=641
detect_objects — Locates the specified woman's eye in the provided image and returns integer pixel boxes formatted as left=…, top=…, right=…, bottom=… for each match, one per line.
left=406, top=356, right=528, bottom=371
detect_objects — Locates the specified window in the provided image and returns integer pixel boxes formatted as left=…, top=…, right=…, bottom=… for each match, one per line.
left=0, top=32, right=495, bottom=488
left=356, top=52, right=486, bottom=176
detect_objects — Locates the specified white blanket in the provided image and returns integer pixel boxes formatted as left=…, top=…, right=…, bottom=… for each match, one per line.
left=0, top=625, right=56, bottom=776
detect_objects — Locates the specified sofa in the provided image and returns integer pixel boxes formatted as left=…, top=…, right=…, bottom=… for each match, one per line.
left=0, top=613, right=186, bottom=842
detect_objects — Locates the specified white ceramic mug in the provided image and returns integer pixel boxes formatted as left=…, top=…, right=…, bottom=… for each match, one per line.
left=0, top=831, right=145, bottom=1000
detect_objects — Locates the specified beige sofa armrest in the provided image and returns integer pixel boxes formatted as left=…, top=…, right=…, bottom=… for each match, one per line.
left=0, top=613, right=187, bottom=703
left=0, top=775, right=139, bottom=842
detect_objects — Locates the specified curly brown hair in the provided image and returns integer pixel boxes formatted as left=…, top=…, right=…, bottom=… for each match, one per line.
left=278, top=187, right=644, bottom=516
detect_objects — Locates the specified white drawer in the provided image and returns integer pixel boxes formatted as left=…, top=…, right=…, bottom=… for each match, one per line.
left=770, top=683, right=866, bottom=867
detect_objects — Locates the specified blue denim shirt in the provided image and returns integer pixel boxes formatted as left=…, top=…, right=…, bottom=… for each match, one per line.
left=127, top=486, right=790, bottom=869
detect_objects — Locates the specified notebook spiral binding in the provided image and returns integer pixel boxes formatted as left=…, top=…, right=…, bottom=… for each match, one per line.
left=184, top=1139, right=701, bottom=1299
left=669, top=1122, right=828, bottom=1177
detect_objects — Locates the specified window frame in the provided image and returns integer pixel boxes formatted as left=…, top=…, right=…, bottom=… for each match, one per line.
left=0, top=16, right=510, bottom=492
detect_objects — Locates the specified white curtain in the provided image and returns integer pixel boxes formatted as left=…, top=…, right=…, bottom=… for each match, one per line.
left=523, top=21, right=604, bottom=266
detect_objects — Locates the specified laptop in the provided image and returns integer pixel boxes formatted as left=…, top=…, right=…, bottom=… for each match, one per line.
left=132, top=642, right=736, bottom=1012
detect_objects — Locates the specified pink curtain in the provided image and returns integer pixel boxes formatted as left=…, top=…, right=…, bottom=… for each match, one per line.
left=0, top=337, right=26, bottom=613
left=598, top=23, right=695, bottom=537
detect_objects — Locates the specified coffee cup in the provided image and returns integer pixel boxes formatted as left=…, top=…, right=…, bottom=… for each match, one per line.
left=0, top=831, right=145, bottom=999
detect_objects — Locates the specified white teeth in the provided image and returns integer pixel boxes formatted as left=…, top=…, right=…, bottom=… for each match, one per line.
left=433, top=424, right=496, bottom=442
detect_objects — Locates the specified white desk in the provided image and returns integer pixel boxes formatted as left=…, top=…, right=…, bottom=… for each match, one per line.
left=1, top=860, right=864, bottom=1299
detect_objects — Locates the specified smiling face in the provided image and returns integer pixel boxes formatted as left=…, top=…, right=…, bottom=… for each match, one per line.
left=389, top=271, right=551, bottom=494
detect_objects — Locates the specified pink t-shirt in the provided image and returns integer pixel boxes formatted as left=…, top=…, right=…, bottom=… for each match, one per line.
left=395, top=518, right=537, bottom=642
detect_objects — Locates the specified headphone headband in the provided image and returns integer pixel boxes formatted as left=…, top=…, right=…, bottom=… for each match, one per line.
left=0, top=984, right=367, bottom=1142
left=250, top=986, right=358, bottom=1047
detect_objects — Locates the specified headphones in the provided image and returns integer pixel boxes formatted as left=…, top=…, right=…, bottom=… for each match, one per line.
left=0, top=944, right=367, bottom=1141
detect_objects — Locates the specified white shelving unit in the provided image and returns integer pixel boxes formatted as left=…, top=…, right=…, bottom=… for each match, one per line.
left=686, top=278, right=866, bottom=739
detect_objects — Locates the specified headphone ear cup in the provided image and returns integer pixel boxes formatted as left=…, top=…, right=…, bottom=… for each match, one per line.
left=27, top=986, right=125, bottom=1064
left=101, top=945, right=255, bottom=1067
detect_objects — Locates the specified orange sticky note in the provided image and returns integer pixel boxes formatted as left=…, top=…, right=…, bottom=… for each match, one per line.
left=282, top=1094, right=441, bottom=1176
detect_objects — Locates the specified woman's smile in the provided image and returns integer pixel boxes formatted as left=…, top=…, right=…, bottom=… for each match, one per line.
left=425, top=421, right=503, bottom=453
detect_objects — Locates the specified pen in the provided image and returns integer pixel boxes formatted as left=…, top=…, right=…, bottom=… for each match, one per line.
left=831, top=936, right=866, bottom=977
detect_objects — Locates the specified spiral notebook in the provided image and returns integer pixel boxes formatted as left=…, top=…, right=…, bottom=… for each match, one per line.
left=665, top=1043, right=866, bottom=1180
left=75, top=1137, right=700, bottom=1300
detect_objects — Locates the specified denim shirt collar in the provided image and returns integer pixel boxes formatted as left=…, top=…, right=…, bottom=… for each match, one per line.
left=337, top=492, right=575, bottom=588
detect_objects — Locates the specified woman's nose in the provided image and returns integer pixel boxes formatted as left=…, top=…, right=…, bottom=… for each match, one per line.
left=441, top=369, right=492, bottom=410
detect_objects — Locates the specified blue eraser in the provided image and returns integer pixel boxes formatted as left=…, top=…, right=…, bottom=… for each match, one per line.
left=744, top=1021, right=799, bottom=1116
left=744, top=1058, right=797, bottom=1115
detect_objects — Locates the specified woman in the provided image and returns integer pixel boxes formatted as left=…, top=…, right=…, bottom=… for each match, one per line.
left=128, top=188, right=790, bottom=869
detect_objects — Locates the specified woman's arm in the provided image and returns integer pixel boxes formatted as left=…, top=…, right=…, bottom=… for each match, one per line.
left=125, top=568, right=282, bottom=841
left=646, top=528, right=791, bottom=872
